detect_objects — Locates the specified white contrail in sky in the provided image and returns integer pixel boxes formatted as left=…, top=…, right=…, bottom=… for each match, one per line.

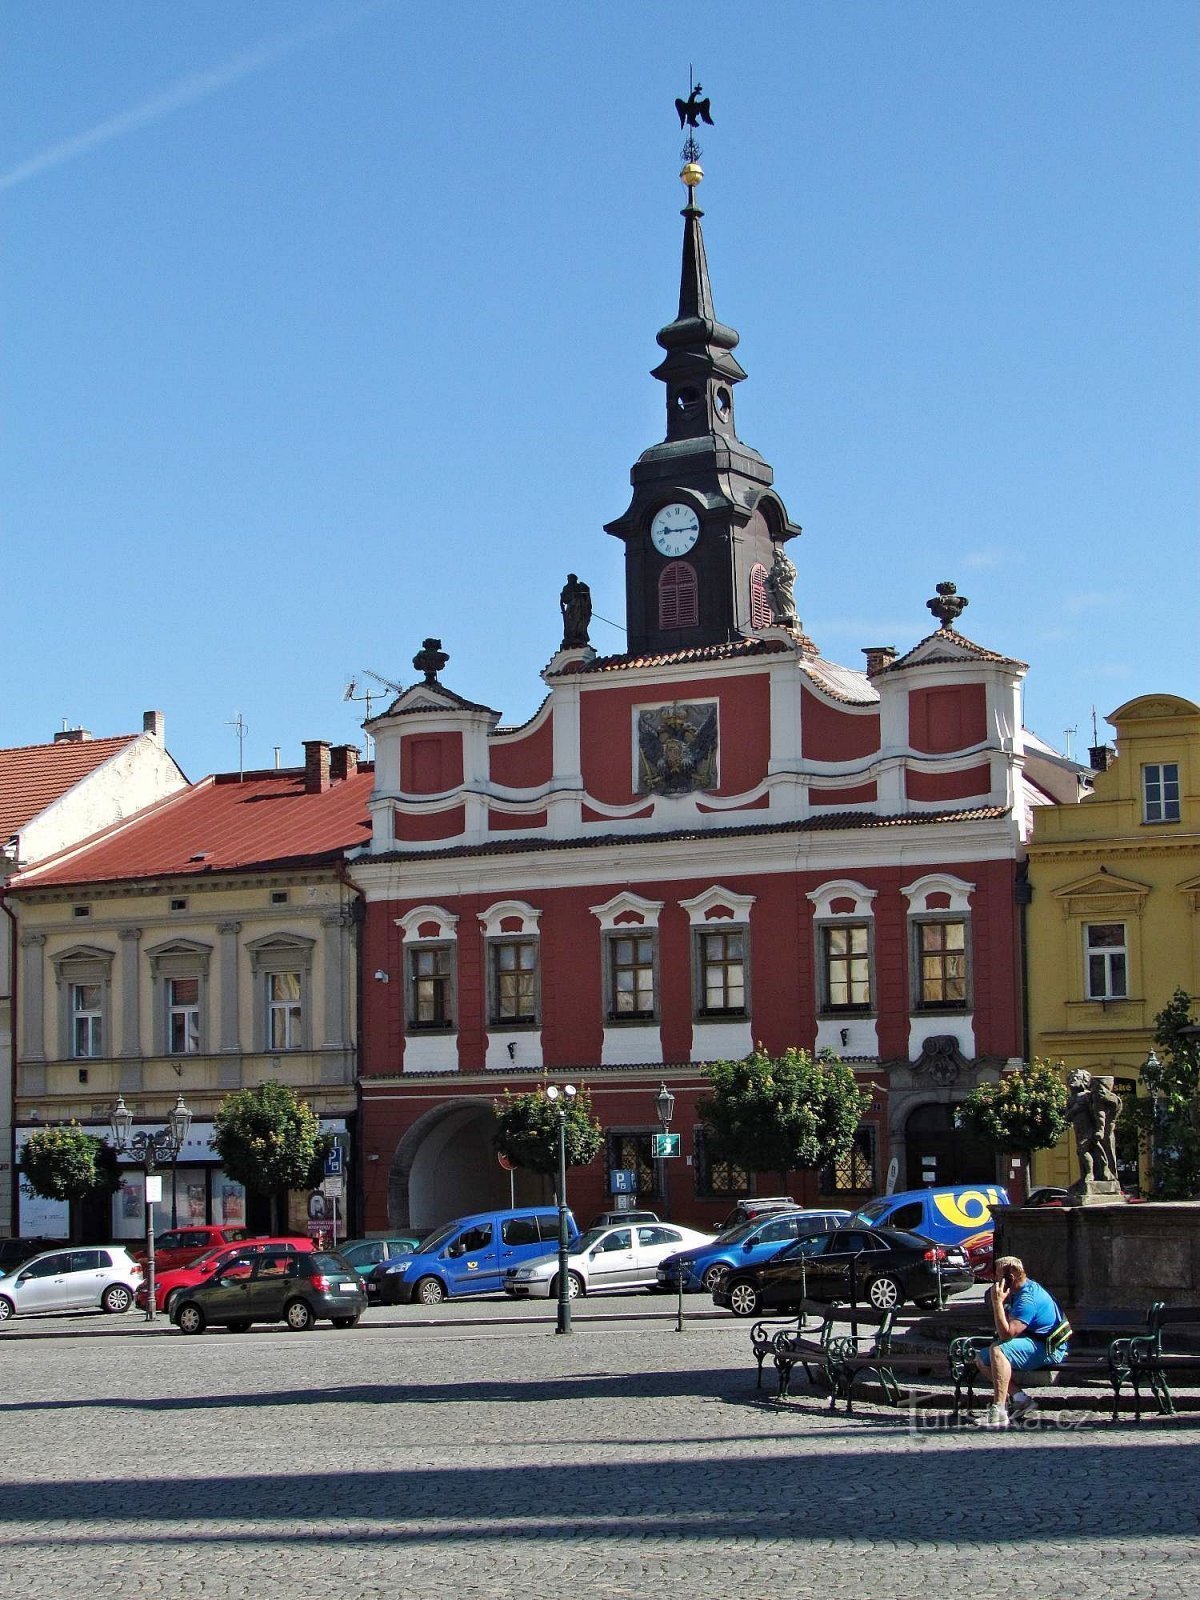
left=0, top=4, right=388, bottom=193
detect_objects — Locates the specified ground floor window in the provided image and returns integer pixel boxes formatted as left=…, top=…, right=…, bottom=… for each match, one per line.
left=819, top=1125, right=877, bottom=1196
left=605, top=1131, right=661, bottom=1202
left=693, top=1125, right=750, bottom=1198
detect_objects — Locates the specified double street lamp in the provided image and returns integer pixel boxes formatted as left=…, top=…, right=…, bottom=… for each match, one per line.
left=544, top=1082, right=576, bottom=1335
left=109, top=1094, right=192, bottom=1321
left=655, top=1082, right=675, bottom=1218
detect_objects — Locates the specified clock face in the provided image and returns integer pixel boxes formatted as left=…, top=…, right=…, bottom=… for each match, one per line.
left=650, top=502, right=700, bottom=558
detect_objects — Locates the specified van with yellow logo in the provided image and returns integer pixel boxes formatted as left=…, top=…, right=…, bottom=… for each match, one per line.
left=853, top=1184, right=1007, bottom=1275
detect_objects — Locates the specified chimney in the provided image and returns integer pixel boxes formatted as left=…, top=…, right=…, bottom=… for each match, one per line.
left=143, top=710, right=165, bottom=741
left=303, top=740, right=332, bottom=794
left=330, top=744, right=359, bottom=782
left=1088, top=744, right=1116, bottom=773
left=53, top=727, right=92, bottom=743
left=862, top=645, right=898, bottom=677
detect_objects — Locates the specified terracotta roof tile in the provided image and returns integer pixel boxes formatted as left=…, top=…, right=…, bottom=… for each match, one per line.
left=547, top=637, right=794, bottom=676
left=0, top=735, right=140, bottom=840
left=883, top=628, right=1027, bottom=672
left=11, top=766, right=375, bottom=890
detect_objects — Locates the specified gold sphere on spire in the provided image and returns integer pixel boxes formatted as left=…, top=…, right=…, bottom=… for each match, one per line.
left=680, top=160, right=704, bottom=189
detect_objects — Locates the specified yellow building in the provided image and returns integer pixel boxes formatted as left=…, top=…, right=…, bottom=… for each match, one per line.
left=7, top=743, right=370, bottom=1241
left=1026, top=694, right=1200, bottom=1190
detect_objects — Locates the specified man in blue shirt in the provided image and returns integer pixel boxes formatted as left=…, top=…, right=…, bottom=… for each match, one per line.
left=974, top=1254, right=1068, bottom=1428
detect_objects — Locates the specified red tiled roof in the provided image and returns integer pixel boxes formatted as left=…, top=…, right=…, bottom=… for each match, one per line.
left=883, top=628, right=1028, bottom=672
left=11, top=767, right=375, bottom=889
left=0, top=735, right=141, bottom=840
left=546, top=637, right=795, bottom=676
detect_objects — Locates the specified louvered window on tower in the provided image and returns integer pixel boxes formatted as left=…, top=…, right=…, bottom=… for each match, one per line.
left=750, top=563, right=771, bottom=629
left=658, top=562, right=698, bottom=629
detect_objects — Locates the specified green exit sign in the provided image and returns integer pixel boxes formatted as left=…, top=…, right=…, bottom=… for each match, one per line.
left=652, top=1133, right=680, bottom=1158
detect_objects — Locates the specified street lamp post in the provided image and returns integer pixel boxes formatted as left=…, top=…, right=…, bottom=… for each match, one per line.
left=655, top=1082, right=675, bottom=1218
left=109, top=1094, right=192, bottom=1322
left=545, top=1083, right=576, bottom=1335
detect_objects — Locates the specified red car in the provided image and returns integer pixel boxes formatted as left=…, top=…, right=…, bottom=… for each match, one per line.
left=131, top=1225, right=253, bottom=1273
left=136, top=1236, right=314, bottom=1314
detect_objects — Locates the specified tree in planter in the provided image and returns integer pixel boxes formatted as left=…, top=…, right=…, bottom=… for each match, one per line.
left=698, top=1046, right=866, bottom=1194
left=18, top=1124, right=123, bottom=1240
left=954, top=1059, right=1069, bottom=1193
left=1121, top=988, right=1200, bottom=1199
left=493, top=1088, right=603, bottom=1187
left=211, top=1081, right=331, bottom=1233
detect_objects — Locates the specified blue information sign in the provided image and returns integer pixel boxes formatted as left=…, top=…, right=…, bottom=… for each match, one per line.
left=611, top=1168, right=637, bottom=1194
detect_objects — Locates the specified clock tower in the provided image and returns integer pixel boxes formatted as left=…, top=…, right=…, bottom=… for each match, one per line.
left=604, top=155, right=801, bottom=655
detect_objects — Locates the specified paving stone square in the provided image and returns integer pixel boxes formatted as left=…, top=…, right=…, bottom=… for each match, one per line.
left=0, top=1304, right=1197, bottom=1598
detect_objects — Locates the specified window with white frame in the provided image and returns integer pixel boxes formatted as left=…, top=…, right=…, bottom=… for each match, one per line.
left=408, top=944, right=454, bottom=1029
left=71, top=983, right=103, bottom=1058
left=246, top=934, right=314, bottom=1053
left=267, top=972, right=303, bottom=1048
left=146, top=939, right=211, bottom=1059
left=1085, top=923, right=1128, bottom=1000
left=1143, top=763, right=1181, bottom=824
left=168, top=977, right=201, bottom=1054
left=902, top=874, right=974, bottom=1013
left=478, top=901, right=541, bottom=1030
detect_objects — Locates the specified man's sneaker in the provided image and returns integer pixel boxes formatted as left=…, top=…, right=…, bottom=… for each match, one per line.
left=1009, top=1391, right=1038, bottom=1422
left=974, top=1404, right=1010, bottom=1429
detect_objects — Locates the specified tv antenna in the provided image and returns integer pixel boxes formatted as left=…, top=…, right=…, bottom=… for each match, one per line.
left=226, top=711, right=248, bottom=781
left=343, top=669, right=402, bottom=760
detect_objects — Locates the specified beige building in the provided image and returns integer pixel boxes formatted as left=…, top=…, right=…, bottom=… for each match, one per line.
left=0, top=712, right=187, bottom=1234
left=7, top=742, right=370, bottom=1240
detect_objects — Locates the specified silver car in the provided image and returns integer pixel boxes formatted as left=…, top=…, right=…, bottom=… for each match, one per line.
left=504, top=1222, right=716, bottom=1299
left=0, top=1245, right=142, bottom=1320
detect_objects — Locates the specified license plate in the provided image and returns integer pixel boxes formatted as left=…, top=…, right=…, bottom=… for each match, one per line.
left=336, top=1283, right=357, bottom=1293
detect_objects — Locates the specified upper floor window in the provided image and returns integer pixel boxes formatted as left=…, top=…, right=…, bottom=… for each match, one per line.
left=608, top=934, right=656, bottom=1021
left=408, top=944, right=454, bottom=1030
left=822, top=924, right=872, bottom=1011
left=168, top=977, right=201, bottom=1055
left=1143, top=763, right=1180, bottom=824
left=915, top=920, right=968, bottom=1009
left=658, top=562, right=698, bottom=630
left=71, top=983, right=103, bottom=1058
left=749, top=563, right=771, bottom=629
left=697, top=928, right=746, bottom=1016
left=1085, top=923, right=1128, bottom=1000
left=491, top=939, right=538, bottom=1024
left=267, top=972, right=303, bottom=1049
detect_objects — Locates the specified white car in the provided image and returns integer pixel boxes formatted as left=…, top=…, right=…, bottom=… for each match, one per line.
left=504, top=1222, right=716, bottom=1300
left=0, top=1245, right=142, bottom=1320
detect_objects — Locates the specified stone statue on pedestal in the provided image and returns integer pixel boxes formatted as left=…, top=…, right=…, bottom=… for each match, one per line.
left=1065, top=1069, right=1124, bottom=1203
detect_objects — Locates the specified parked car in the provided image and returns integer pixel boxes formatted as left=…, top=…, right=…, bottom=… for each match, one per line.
left=136, top=1236, right=315, bottom=1314
left=171, top=1249, right=367, bottom=1333
left=338, top=1236, right=425, bottom=1298
left=714, top=1225, right=975, bottom=1317
left=504, top=1222, right=714, bottom=1299
left=853, top=1185, right=1008, bottom=1282
left=376, top=1207, right=579, bottom=1305
left=715, top=1197, right=800, bottom=1231
left=0, top=1245, right=142, bottom=1320
left=657, top=1208, right=852, bottom=1295
left=0, top=1238, right=58, bottom=1273
left=589, top=1210, right=660, bottom=1229
left=130, top=1224, right=253, bottom=1273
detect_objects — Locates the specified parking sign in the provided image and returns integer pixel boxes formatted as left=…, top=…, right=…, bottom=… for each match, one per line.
left=324, top=1144, right=344, bottom=1177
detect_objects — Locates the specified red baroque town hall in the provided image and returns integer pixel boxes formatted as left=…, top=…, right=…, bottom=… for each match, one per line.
left=350, top=158, right=1074, bottom=1234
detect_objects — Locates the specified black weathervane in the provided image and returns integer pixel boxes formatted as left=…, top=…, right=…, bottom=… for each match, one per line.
left=676, top=70, right=713, bottom=168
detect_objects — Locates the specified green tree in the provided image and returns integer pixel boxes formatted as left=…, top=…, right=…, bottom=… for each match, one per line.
left=955, top=1059, right=1069, bottom=1190
left=493, top=1088, right=603, bottom=1182
left=1121, top=988, right=1200, bottom=1199
left=698, top=1046, right=866, bottom=1192
left=18, top=1124, right=123, bottom=1240
left=211, top=1081, right=330, bottom=1232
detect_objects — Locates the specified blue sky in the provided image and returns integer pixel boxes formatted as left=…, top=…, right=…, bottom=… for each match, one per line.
left=3, top=2, right=1196, bottom=779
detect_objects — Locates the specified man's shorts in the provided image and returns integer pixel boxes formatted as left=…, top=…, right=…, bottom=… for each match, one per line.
left=978, top=1336, right=1064, bottom=1371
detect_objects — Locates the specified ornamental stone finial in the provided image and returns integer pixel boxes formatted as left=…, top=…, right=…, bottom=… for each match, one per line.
left=927, top=581, right=968, bottom=630
left=413, top=638, right=448, bottom=684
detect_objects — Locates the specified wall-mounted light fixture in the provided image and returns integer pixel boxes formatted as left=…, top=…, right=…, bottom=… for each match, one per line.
left=373, top=970, right=389, bottom=982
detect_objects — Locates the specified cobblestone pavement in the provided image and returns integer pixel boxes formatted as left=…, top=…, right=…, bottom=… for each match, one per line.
left=0, top=1304, right=1197, bottom=1599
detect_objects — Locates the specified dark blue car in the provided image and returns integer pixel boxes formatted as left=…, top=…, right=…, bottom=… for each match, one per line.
left=656, top=1207, right=851, bottom=1295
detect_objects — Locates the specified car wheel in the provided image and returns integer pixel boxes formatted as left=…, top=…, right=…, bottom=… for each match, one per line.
left=226, top=1321, right=252, bottom=1333
left=727, top=1280, right=762, bottom=1318
left=866, top=1275, right=904, bottom=1312
left=102, top=1284, right=132, bottom=1315
left=415, top=1276, right=446, bottom=1307
left=568, top=1272, right=585, bottom=1299
left=701, top=1264, right=726, bottom=1295
left=284, top=1299, right=315, bottom=1331
left=0, top=1297, right=13, bottom=1321
left=331, top=1316, right=361, bottom=1329
left=176, top=1302, right=206, bottom=1335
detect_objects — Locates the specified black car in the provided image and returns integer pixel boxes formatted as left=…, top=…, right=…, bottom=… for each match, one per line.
left=0, top=1238, right=57, bottom=1272
left=713, top=1226, right=975, bottom=1317
left=172, top=1250, right=367, bottom=1333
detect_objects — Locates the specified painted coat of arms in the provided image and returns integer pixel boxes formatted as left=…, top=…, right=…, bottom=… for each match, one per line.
left=637, top=702, right=718, bottom=796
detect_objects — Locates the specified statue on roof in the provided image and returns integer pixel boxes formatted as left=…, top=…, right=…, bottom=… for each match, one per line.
left=764, top=544, right=799, bottom=629
left=559, top=573, right=592, bottom=649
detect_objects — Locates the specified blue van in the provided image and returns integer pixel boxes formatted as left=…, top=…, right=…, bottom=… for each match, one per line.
left=375, top=1207, right=579, bottom=1305
left=853, top=1185, right=1008, bottom=1257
